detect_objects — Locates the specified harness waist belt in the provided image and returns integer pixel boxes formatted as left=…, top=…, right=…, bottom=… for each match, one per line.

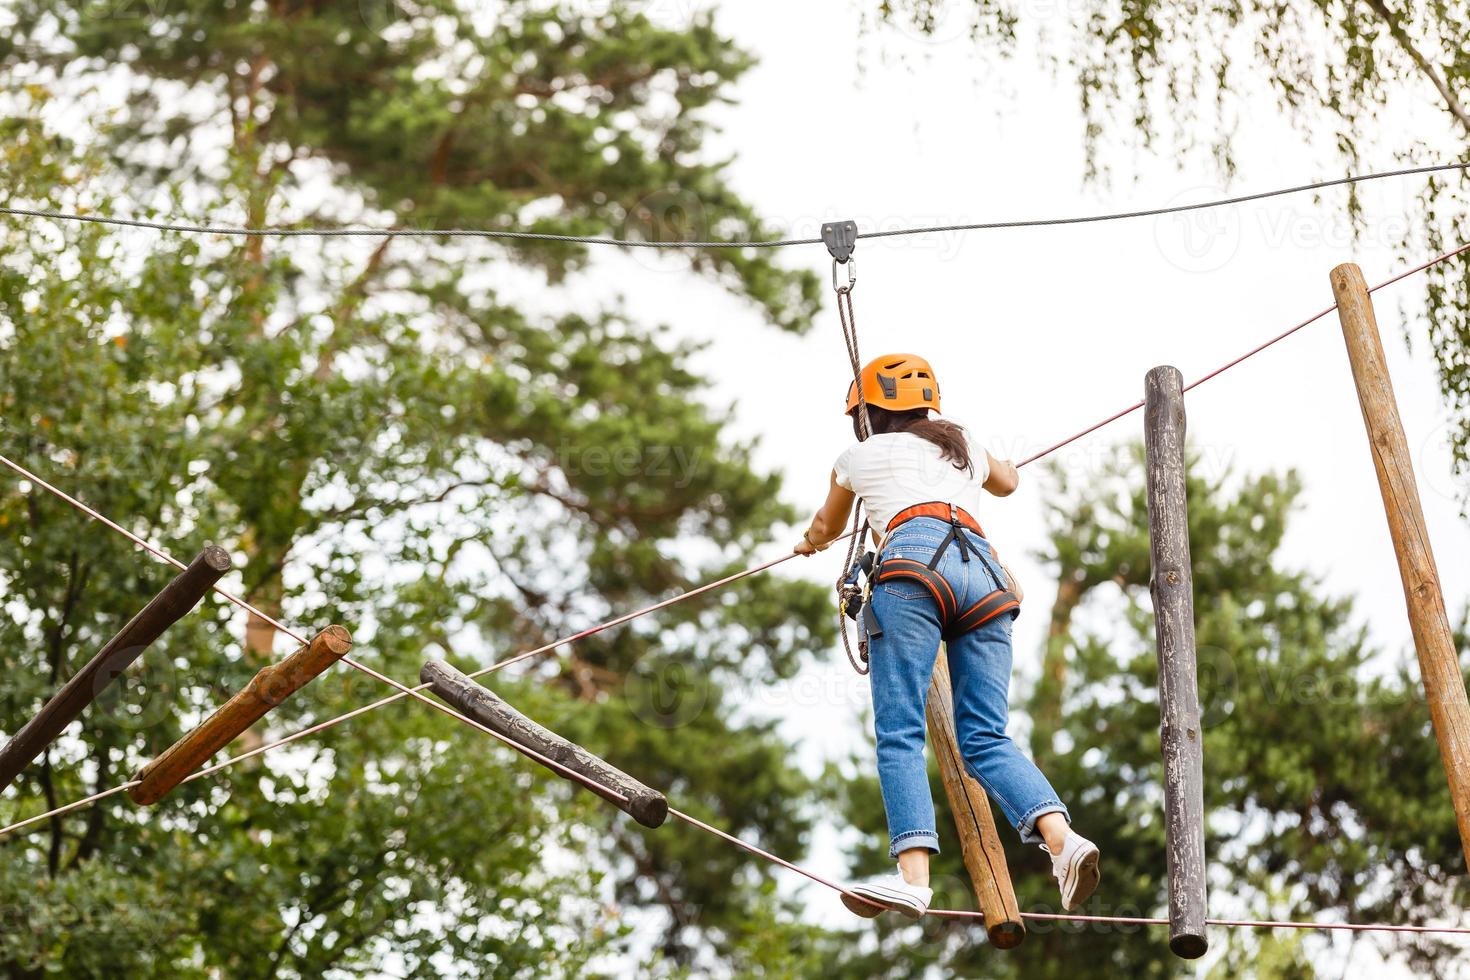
left=885, top=502, right=985, bottom=538
left=874, top=501, right=1019, bottom=639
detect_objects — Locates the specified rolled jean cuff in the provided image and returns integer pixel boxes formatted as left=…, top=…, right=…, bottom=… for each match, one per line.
left=1017, top=802, right=1069, bottom=845
left=889, top=830, right=940, bottom=859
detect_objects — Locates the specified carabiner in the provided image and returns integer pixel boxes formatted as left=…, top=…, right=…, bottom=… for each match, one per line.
left=832, top=255, right=857, bottom=294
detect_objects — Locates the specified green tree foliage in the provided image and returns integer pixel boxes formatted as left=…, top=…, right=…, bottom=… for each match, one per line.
left=0, top=3, right=836, bottom=973
left=876, top=0, right=1470, bottom=496
left=834, top=447, right=1468, bottom=978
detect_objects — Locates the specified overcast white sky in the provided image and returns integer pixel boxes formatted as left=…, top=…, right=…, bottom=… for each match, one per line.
left=563, top=1, right=1470, bottom=972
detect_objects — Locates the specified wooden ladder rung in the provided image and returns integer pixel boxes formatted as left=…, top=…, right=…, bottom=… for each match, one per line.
left=128, top=625, right=352, bottom=805
left=420, top=659, right=668, bottom=829
left=0, top=546, right=233, bottom=793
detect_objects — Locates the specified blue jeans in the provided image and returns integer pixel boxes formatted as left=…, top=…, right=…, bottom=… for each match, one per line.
left=867, top=517, right=1068, bottom=857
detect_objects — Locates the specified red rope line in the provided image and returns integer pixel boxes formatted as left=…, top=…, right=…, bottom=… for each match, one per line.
left=4, top=243, right=1470, bottom=936
left=1017, top=239, right=1470, bottom=469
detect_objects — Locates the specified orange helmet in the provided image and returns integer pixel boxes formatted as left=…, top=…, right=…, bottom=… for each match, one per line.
left=845, top=354, right=941, bottom=415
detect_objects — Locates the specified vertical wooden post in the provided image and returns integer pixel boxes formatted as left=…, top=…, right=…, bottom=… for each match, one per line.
left=1331, top=262, right=1470, bottom=874
left=0, top=546, right=233, bottom=792
left=927, top=653, right=1025, bottom=949
left=1144, top=365, right=1208, bottom=960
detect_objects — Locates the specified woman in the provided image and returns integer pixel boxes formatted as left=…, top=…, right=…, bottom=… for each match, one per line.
left=795, top=353, right=1100, bottom=919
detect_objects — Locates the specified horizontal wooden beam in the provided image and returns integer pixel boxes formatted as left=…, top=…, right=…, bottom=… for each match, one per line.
left=128, top=625, right=352, bottom=805
left=0, top=546, right=233, bottom=793
left=420, top=659, right=668, bottom=829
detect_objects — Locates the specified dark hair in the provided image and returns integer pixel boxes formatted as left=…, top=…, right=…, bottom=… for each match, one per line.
left=854, top=406, right=974, bottom=475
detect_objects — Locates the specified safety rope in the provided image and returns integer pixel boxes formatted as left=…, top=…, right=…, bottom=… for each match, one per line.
left=830, top=242, right=876, bottom=675
left=1, top=162, right=1466, bottom=246
left=3, top=241, right=1470, bottom=937
left=1017, top=237, right=1470, bottom=468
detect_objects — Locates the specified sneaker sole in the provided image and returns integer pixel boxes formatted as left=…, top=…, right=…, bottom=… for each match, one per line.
left=844, top=885, right=927, bottom=920
left=841, top=893, right=885, bottom=919
left=1063, top=847, right=1101, bottom=911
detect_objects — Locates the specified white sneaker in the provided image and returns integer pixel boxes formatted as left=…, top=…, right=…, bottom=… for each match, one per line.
left=1044, top=831, right=1101, bottom=911
left=841, top=868, right=933, bottom=920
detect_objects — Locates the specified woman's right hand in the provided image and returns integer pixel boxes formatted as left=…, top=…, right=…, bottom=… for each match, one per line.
left=982, top=452, right=1020, bottom=497
left=794, top=528, right=825, bottom=556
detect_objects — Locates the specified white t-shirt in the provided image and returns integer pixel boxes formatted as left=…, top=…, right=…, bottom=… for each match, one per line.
left=833, top=427, right=991, bottom=535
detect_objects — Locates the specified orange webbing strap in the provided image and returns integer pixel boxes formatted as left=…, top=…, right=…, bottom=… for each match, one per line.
left=950, top=590, right=1020, bottom=637
left=885, top=502, right=985, bottom=538
left=875, top=558, right=958, bottom=623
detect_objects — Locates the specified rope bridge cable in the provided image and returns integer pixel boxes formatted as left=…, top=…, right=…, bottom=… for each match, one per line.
left=0, top=162, right=1466, bottom=247
left=664, top=803, right=1470, bottom=935
left=0, top=455, right=656, bottom=809
left=4, top=243, right=1470, bottom=934
left=0, top=446, right=898, bottom=911
left=0, top=443, right=860, bottom=837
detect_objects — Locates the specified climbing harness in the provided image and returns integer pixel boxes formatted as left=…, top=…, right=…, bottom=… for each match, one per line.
left=824, top=219, right=876, bottom=674
left=874, top=503, right=1021, bottom=639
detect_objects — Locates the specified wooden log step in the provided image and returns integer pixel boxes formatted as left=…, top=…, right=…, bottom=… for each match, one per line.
left=0, top=546, right=233, bottom=793
left=927, top=653, right=1025, bottom=948
left=420, top=659, right=668, bottom=829
left=128, top=625, right=352, bottom=805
